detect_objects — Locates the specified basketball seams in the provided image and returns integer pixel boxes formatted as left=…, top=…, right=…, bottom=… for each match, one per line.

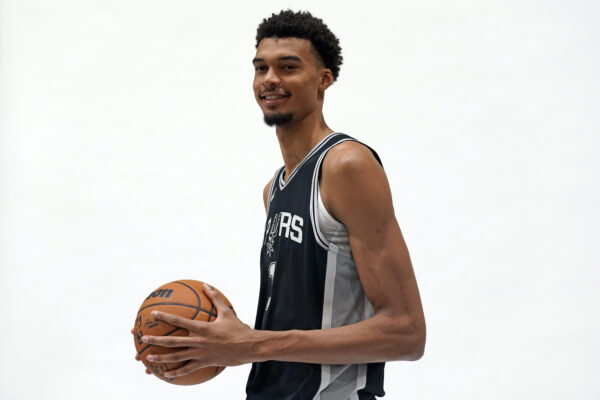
left=208, top=303, right=216, bottom=321
left=173, top=280, right=204, bottom=320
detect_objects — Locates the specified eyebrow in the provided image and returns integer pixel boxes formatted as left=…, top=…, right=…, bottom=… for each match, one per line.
left=252, top=55, right=303, bottom=64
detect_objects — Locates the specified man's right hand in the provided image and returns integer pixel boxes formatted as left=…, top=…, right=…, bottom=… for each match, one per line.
left=131, top=328, right=151, bottom=375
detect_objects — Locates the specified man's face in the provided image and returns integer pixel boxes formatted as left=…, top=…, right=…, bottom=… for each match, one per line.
left=252, top=37, right=326, bottom=126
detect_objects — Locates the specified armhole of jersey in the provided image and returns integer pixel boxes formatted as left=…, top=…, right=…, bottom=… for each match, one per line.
left=266, top=167, right=282, bottom=213
left=310, top=138, right=383, bottom=250
left=309, top=138, right=356, bottom=250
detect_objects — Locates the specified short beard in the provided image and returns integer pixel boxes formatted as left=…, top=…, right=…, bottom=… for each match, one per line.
left=263, top=113, right=293, bottom=127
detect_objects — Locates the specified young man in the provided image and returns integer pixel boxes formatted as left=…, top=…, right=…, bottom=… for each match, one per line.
left=138, top=10, right=426, bottom=399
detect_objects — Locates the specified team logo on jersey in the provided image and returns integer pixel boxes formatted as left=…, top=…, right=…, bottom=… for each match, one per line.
left=264, top=211, right=304, bottom=257
left=266, top=212, right=280, bottom=257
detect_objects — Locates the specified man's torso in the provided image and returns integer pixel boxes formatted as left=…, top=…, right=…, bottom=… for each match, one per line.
left=246, top=133, right=385, bottom=400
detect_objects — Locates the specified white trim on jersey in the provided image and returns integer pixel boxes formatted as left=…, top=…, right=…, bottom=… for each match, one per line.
left=266, top=167, right=282, bottom=213
left=278, top=132, right=342, bottom=191
left=312, top=243, right=338, bottom=400
left=321, top=244, right=339, bottom=331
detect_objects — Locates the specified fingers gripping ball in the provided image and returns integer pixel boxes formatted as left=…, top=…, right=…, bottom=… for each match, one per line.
left=133, top=280, right=233, bottom=385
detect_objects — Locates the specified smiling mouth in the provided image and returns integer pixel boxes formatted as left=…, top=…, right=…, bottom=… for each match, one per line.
left=260, top=92, right=290, bottom=100
left=260, top=92, right=290, bottom=106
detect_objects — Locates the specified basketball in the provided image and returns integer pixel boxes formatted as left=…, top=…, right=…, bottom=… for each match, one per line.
left=133, top=280, right=233, bottom=385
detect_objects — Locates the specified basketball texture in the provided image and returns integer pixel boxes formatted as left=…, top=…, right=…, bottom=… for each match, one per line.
left=133, top=280, right=233, bottom=385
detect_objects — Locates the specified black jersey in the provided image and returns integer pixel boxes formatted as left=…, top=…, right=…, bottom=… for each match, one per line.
left=246, top=133, right=385, bottom=400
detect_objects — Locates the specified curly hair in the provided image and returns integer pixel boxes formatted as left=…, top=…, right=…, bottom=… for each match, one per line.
left=255, top=10, right=343, bottom=81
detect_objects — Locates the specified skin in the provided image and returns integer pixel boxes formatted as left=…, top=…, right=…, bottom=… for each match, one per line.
left=134, top=37, right=426, bottom=378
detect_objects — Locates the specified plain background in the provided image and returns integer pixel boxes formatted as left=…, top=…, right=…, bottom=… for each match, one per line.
left=1, top=0, right=598, bottom=399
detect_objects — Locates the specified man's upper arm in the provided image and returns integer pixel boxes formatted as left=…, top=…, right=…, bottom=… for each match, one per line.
left=320, top=142, right=425, bottom=336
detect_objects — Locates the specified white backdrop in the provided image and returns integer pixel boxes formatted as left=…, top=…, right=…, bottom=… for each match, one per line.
left=1, top=0, right=598, bottom=399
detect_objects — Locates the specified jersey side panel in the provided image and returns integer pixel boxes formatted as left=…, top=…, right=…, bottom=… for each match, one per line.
left=311, top=138, right=386, bottom=399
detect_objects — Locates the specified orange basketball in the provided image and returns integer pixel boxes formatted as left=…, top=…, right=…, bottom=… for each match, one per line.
left=133, top=280, right=233, bottom=385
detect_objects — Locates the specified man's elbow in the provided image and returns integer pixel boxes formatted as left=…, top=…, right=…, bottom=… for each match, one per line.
left=392, top=317, right=426, bottom=361
left=408, top=327, right=426, bottom=361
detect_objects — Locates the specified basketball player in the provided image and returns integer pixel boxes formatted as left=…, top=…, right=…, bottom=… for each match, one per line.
left=136, top=10, right=426, bottom=399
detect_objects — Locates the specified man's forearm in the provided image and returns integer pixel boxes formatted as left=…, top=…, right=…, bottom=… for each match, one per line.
left=249, top=312, right=425, bottom=365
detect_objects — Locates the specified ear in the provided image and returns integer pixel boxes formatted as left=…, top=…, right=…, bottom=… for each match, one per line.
left=319, top=69, right=334, bottom=91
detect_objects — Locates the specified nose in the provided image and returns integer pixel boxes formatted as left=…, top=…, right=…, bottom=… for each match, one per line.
left=262, top=67, right=281, bottom=87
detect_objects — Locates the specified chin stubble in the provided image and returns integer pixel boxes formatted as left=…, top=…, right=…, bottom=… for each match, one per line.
left=263, top=113, right=293, bottom=127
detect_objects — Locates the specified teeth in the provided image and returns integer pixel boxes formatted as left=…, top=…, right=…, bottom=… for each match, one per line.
left=263, top=94, right=287, bottom=100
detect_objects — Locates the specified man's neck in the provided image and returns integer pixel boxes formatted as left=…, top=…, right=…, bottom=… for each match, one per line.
left=275, top=112, right=334, bottom=182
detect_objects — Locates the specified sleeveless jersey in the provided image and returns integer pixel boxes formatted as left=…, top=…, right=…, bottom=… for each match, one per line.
left=246, top=133, right=386, bottom=400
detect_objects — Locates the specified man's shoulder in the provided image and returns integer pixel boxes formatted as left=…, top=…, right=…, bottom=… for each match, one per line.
left=323, top=139, right=380, bottom=176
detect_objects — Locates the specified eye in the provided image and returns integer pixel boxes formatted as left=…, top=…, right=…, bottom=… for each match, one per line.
left=281, top=65, right=297, bottom=71
left=254, top=65, right=267, bottom=72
